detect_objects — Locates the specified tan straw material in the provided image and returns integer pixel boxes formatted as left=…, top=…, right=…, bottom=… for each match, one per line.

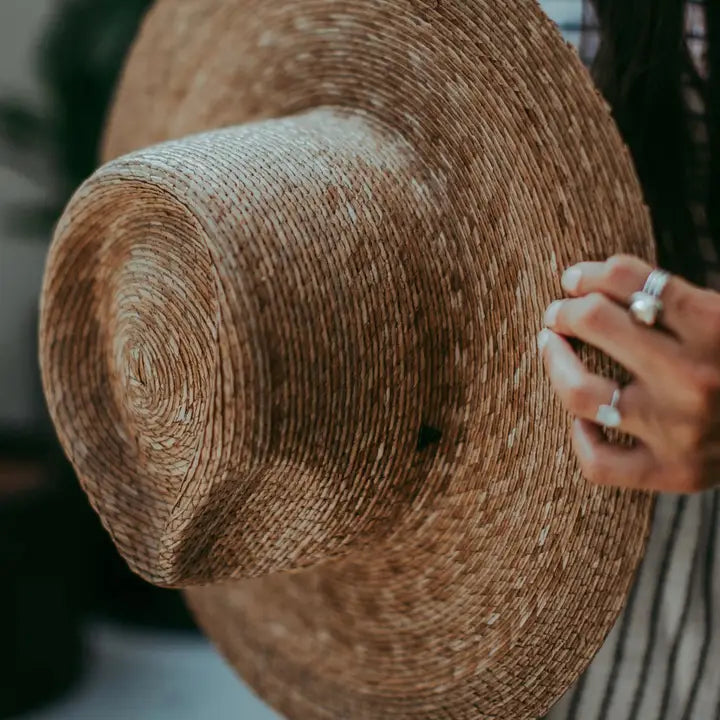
left=40, top=0, right=656, bottom=717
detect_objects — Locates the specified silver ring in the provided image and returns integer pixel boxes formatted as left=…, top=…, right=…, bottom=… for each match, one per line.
left=595, top=387, right=622, bottom=429
left=643, top=268, right=671, bottom=297
left=629, top=268, right=670, bottom=327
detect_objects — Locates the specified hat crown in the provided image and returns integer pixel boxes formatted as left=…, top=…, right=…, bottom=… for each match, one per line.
left=41, top=108, right=466, bottom=586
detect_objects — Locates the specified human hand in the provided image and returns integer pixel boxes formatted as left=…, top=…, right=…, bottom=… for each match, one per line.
left=538, top=255, right=720, bottom=493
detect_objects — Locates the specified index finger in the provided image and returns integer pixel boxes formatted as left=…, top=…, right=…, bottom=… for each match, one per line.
left=559, top=255, right=705, bottom=342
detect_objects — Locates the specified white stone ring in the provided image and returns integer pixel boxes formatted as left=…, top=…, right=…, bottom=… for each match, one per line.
left=629, top=268, right=671, bottom=327
left=596, top=387, right=622, bottom=429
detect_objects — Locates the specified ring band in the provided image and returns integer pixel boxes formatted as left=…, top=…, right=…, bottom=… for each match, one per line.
left=629, top=268, right=670, bottom=327
left=596, top=387, right=622, bottom=429
left=643, top=268, right=670, bottom=298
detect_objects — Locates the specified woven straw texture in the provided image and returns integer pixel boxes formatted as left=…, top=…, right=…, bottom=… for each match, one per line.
left=40, top=0, right=656, bottom=718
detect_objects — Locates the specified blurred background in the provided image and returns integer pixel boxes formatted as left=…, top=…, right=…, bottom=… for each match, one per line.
left=0, top=1, right=277, bottom=717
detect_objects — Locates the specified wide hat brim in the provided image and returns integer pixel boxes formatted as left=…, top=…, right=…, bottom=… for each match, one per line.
left=54, top=0, right=654, bottom=717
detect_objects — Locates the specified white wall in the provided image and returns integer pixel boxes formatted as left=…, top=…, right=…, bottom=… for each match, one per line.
left=0, top=0, right=58, bottom=427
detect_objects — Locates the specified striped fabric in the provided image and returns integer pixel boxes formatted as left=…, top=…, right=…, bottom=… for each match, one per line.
left=538, top=3, right=720, bottom=720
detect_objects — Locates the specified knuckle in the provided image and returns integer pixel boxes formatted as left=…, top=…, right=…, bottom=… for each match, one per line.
left=577, top=293, right=611, bottom=331
left=685, top=364, right=720, bottom=418
left=671, top=286, right=696, bottom=318
left=563, top=378, right=594, bottom=415
left=604, top=255, right=637, bottom=287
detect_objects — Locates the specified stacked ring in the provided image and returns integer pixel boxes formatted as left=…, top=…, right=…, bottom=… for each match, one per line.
left=629, top=268, right=670, bottom=327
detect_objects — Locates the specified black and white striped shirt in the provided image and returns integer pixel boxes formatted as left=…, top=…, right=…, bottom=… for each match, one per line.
left=542, top=2, right=720, bottom=719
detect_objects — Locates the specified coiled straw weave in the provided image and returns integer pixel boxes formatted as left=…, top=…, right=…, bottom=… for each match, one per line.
left=40, top=0, right=656, bottom=717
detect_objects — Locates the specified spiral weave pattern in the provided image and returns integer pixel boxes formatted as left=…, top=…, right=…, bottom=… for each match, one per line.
left=40, top=0, right=656, bottom=718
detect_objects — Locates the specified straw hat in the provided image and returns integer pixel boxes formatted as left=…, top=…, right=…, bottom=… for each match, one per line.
left=40, top=0, right=656, bottom=717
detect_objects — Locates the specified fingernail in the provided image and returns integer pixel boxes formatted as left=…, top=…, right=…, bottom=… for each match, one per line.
left=544, top=300, right=563, bottom=327
left=537, top=328, right=551, bottom=352
left=561, top=266, right=582, bottom=293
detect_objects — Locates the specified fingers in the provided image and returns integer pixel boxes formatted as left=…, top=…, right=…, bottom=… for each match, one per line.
left=543, top=292, right=681, bottom=382
left=538, top=337, right=709, bottom=493
left=538, top=329, right=650, bottom=440
left=560, top=254, right=710, bottom=343
left=571, top=419, right=658, bottom=490
left=571, top=419, right=711, bottom=493
left=540, top=255, right=720, bottom=493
